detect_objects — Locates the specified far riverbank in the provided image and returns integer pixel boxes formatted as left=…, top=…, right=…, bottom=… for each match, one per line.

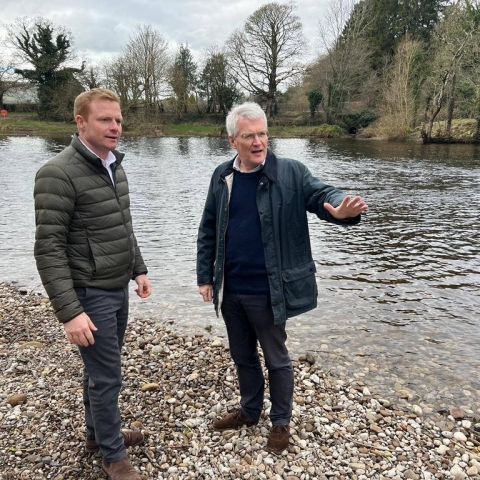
left=1, top=113, right=479, bottom=143
left=0, top=113, right=344, bottom=139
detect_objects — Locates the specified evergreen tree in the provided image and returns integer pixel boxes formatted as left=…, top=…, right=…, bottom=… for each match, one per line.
left=169, top=44, right=197, bottom=114
left=9, top=18, right=84, bottom=120
left=199, top=48, right=240, bottom=114
left=342, top=0, right=447, bottom=70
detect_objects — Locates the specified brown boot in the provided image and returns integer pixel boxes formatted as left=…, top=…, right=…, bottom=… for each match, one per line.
left=86, top=430, right=144, bottom=453
left=212, top=409, right=259, bottom=431
left=266, top=425, right=290, bottom=453
left=102, top=456, right=141, bottom=480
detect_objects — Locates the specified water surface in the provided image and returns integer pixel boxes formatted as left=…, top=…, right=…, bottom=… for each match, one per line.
left=1, top=134, right=479, bottom=413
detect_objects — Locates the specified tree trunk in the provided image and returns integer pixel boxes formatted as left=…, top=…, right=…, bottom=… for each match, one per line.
left=426, top=71, right=450, bottom=141
left=475, top=87, right=480, bottom=143
left=445, top=71, right=457, bottom=138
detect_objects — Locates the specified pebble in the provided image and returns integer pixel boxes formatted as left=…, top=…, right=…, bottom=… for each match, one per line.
left=1, top=282, right=480, bottom=479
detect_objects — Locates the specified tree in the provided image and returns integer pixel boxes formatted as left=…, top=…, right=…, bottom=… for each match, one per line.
left=77, top=64, right=102, bottom=90
left=378, top=36, right=424, bottom=136
left=227, top=2, right=306, bottom=117
left=104, top=25, right=170, bottom=117
left=306, top=88, right=323, bottom=117
left=423, top=0, right=480, bottom=141
left=104, top=55, right=143, bottom=113
left=342, top=0, right=447, bottom=71
left=7, top=17, right=84, bottom=120
left=313, top=0, right=376, bottom=123
left=198, top=47, right=240, bottom=114
left=168, top=44, right=197, bottom=115
left=126, top=25, right=170, bottom=116
left=0, top=53, right=21, bottom=108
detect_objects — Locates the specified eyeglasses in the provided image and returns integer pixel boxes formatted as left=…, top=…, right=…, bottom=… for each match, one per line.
left=238, top=131, right=268, bottom=141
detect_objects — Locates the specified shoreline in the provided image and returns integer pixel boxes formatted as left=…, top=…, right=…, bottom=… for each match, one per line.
left=1, top=283, right=480, bottom=479
left=1, top=116, right=479, bottom=144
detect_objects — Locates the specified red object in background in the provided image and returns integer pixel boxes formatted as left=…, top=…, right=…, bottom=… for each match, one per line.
left=0, top=110, right=7, bottom=118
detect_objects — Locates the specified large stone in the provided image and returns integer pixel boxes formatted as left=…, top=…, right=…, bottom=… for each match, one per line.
left=449, top=407, right=465, bottom=420
left=7, top=393, right=27, bottom=406
left=141, top=382, right=160, bottom=391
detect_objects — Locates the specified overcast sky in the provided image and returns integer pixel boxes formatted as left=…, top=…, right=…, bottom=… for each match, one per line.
left=1, top=0, right=329, bottom=65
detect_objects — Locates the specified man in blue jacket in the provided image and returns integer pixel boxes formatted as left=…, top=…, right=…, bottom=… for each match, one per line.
left=197, top=101, right=368, bottom=453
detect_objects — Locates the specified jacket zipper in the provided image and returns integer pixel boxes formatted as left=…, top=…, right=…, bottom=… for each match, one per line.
left=109, top=166, right=134, bottom=270
left=218, top=176, right=231, bottom=314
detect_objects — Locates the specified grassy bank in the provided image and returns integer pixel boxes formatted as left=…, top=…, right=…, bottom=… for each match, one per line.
left=1, top=112, right=478, bottom=143
left=0, top=113, right=346, bottom=139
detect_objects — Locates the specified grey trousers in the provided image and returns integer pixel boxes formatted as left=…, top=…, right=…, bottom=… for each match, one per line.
left=221, top=293, right=294, bottom=426
left=75, top=286, right=129, bottom=463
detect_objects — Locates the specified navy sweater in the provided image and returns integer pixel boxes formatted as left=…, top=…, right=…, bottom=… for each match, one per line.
left=224, top=170, right=269, bottom=294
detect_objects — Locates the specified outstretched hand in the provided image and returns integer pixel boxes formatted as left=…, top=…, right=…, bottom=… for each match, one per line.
left=324, top=195, right=368, bottom=220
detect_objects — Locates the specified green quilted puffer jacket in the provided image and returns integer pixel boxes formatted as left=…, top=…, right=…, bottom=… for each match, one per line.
left=34, top=133, right=147, bottom=323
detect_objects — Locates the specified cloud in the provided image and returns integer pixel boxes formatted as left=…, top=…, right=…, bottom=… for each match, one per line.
left=1, top=0, right=328, bottom=63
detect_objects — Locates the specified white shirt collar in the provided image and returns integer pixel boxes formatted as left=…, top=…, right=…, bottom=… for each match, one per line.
left=233, top=155, right=265, bottom=173
left=78, top=137, right=116, bottom=169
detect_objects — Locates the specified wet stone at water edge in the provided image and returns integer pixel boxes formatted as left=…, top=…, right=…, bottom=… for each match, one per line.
left=1, top=282, right=480, bottom=479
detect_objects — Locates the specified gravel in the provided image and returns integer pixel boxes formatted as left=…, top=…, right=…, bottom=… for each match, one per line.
left=1, top=282, right=479, bottom=479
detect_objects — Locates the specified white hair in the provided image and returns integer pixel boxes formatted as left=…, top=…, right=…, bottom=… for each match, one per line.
left=226, top=102, right=268, bottom=136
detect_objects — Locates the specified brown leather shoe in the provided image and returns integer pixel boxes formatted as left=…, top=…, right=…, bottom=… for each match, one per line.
left=266, top=425, right=290, bottom=453
left=212, top=408, right=259, bottom=431
left=102, top=456, right=141, bottom=480
left=86, top=430, right=144, bottom=453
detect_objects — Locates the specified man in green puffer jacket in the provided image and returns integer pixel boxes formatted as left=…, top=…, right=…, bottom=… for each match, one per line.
left=34, top=88, right=150, bottom=480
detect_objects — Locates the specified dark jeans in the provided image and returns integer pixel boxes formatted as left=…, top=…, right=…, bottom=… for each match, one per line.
left=75, top=286, right=129, bottom=463
left=221, top=292, right=294, bottom=426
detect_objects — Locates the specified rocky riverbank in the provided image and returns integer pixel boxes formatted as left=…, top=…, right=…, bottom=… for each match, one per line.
left=1, top=282, right=479, bottom=480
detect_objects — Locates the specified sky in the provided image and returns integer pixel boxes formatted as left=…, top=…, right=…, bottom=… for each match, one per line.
left=0, top=0, right=329, bottom=66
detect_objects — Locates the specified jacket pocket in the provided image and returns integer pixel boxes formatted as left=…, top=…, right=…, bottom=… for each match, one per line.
left=282, top=262, right=317, bottom=310
left=87, top=238, right=97, bottom=276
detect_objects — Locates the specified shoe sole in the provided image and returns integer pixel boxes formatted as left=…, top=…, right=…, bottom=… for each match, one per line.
left=85, top=436, right=144, bottom=453
left=266, top=445, right=288, bottom=453
left=213, top=422, right=258, bottom=432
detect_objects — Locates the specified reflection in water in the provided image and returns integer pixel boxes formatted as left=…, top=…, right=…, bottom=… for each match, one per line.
left=0, top=135, right=479, bottom=413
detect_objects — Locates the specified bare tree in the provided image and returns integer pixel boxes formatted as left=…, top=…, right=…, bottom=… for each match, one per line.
left=105, top=25, right=170, bottom=117
left=0, top=52, right=22, bottom=108
left=77, top=63, right=103, bottom=90
left=379, top=36, right=424, bottom=135
left=104, top=54, right=143, bottom=113
left=423, top=0, right=480, bottom=141
left=314, top=0, right=376, bottom=123
left=126, top=25, right=170, bottom=116
left=227, top=2, right=306, bottom=117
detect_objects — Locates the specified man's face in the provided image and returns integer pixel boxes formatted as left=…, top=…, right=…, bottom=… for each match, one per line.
left=229, top=117, right=268, bottom=172
left=76, top=99, right=122, bottom=159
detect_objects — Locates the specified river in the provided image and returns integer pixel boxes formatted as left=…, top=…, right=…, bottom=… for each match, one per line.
left=1, top=134, right=479, bottom=415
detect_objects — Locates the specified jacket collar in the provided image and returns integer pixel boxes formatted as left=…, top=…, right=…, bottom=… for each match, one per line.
left=220, top=148, right=277, bottom=182
left=71, top=133, right=125, bottom=168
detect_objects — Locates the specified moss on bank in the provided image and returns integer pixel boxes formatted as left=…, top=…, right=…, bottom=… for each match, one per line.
left=358, top=118, right=480, bottom=143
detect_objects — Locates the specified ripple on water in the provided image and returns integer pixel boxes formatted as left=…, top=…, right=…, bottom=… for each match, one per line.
left=0, top=135, right=479, bottom=413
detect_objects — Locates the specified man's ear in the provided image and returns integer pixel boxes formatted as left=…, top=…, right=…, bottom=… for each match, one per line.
left=228, top=135, right=237, bottom=149
left=75, top=114, right=85, bottom=131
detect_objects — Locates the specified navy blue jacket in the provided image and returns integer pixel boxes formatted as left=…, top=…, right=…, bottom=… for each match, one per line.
left=197, top=149, right=361, bottom=324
